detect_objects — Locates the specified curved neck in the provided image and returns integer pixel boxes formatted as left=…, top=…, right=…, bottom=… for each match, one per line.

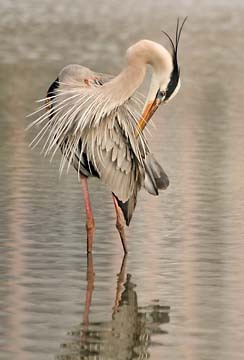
left=102, top=61, right=146, bottom=108
left=100, top=40, right=172, bottom=114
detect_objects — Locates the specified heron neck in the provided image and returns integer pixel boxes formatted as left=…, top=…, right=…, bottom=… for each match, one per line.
left=103, top=62, right=146, bottom=107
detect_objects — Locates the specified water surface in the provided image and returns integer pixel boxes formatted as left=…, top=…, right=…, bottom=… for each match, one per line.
left=1, top=1, right=244, bottom=359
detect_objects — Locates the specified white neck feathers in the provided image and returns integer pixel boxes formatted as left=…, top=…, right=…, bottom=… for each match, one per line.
left=102, top=40, right=173, bottom=107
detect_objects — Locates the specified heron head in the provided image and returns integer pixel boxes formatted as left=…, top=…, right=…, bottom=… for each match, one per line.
left=135, top=18, right=187, bottom=136
left=157, top=64, right=181, bottom=104
left=157, top=17, right=187, bottom=104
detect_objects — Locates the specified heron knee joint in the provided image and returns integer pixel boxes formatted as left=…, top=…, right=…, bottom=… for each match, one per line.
left=116, top=222, right=124, bottom=232
left=86, top=218, right=95, bottom=231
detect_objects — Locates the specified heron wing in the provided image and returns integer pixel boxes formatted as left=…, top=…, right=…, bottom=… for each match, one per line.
left=29, top=64, right=148, bottom=201
left=29, top=64, right=170, bottom=223
left=80, top=111, right=145, bottom=201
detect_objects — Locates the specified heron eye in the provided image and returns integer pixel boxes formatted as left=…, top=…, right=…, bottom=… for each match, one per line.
left=156, top=89, right=166, bottom=101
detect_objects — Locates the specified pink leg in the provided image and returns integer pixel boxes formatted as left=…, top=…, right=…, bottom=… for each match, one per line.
left=112, top=194, right=128, bottom=254
left=80, top=175, right=94, bottom=253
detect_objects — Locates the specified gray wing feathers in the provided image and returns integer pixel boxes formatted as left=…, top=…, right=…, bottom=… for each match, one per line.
left=117, top=153, right=169, bottom=226
left=83, top=116, right=143, bottom=202
left=144, top=153, right=169, bottom=195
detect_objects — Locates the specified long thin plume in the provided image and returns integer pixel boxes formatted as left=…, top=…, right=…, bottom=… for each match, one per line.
left=161, top=17, right=187, bottom=65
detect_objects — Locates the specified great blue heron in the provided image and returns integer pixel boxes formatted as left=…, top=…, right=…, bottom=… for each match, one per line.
left=28, top=19, right=186, bottom=253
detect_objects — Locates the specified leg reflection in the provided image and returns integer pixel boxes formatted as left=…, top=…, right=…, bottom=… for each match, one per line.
left=56, top=254, right=170, bottom=359
left=113, top=254, right=127, bottom=314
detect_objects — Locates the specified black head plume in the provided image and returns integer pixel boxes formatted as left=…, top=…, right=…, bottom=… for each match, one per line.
left=162, top=17, right=187, bottom=72
left=161, top=17, right=187, bottom=101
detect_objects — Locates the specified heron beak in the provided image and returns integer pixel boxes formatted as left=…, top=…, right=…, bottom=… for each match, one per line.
left=135, top=90, right=162, bottom=137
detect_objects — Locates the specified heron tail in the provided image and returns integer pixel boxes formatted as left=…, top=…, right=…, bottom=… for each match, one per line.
left=113, top=154, right=168, bottom=225
left=144, top=153, right=169, bottom=195
left=113, top=192, right=137, bottom=226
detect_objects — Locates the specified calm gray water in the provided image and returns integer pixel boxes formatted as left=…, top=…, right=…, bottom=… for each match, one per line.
left=1, top=1, right=244, bottom=359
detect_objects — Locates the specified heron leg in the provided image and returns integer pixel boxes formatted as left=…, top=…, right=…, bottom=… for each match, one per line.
left=80, top=175, right=94, bottom=253
left=112, top=194, right=128, bottom=254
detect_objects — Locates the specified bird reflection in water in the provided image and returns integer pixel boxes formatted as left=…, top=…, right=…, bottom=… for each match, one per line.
left=56, top=255, right=170, bottom=359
